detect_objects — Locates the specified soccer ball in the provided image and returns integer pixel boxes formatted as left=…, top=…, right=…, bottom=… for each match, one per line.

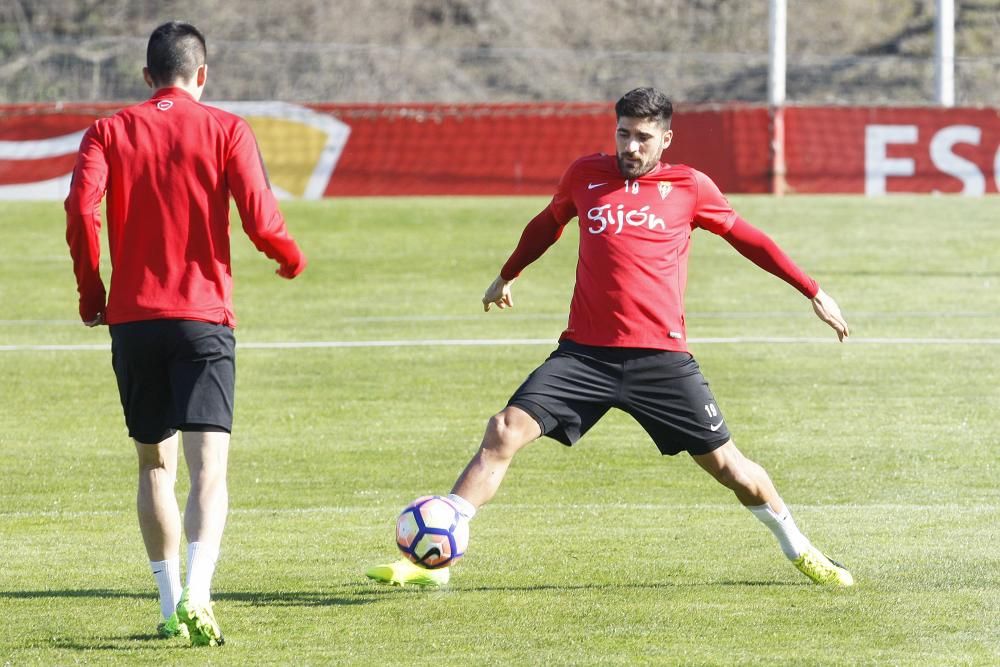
left=396, top=495, right=469, bottom=569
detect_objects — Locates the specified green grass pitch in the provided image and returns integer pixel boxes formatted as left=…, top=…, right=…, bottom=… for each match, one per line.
left=0, top=195, right=997, bottom=665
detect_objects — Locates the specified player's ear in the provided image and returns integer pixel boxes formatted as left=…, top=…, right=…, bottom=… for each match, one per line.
left=142, top=67, right=154, bottom=89
left=196, top=64, right=207, bottom=87
left=662, top=129, right=673, bottom=150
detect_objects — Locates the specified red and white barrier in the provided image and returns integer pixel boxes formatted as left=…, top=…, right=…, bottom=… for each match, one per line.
left=1, top=103, right=996, bottom=198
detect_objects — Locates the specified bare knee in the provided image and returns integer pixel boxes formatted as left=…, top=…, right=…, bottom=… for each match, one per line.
left=183, top=432, right=230, bottom=489
left=189, top=463, right=228, bottom=497
left=482, top=408, right=539, bottom=458
left=135, top=438, right=177, bottom=478
left=694, top=442, right=758, bottom=492
left=137, top=454, right=169, bottom=474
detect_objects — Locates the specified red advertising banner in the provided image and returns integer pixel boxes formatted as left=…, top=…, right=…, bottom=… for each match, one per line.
left=311, top=103, right=770, bottom=196
left=1, top=102, right=996, bottom=198
left=0, top=102, right=770, bottom=199
left=784, top=106, right=1000, bottom=194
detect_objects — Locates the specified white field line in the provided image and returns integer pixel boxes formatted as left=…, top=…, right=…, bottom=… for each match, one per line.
left=2, top=336, right=1000, bottom=352
left=3, top=311, right=994, bottom=325
left=340, top=311, right=999, bottom=322
left=0, top=319, right=80, bottom=325
left=1, top=503, right=996, bottom=519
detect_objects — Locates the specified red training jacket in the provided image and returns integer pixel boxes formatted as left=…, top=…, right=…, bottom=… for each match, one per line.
left=65, top=87, right=306, bottom=326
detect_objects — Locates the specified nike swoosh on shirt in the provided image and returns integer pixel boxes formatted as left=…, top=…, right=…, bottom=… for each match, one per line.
left=709, top=421, right=724, bottom=432
left=587, top=182, right=607, bottom=189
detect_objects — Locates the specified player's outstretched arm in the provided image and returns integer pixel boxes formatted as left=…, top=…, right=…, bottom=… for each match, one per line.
left=482, top=276, right=514, bottom=312
left=721, top=218, right=848, bottom=341
left=483, top=207, right=565, bottom=312
left=811, top=288, right=850, bottom=341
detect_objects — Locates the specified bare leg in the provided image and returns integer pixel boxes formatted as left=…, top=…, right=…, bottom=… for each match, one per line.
left=692, top=440, right=853, bottom=584
left=136, top=433, right=185, bottom=619
left=365, top=409, right=539, bottom=586
left=179, top=431, right=230, bottom=606
left=691, top=440, right=785, bottom=511
left=450, top=406, right=542, bottom=509
left=135, top=433, right=181, bottom=560
left=182, top=431, right=230, bottom=546
left=692, top=439, right=813, bottom=561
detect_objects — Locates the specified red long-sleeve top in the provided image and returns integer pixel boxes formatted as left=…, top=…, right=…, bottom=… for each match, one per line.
left=65, top=87, right=306, bottom=326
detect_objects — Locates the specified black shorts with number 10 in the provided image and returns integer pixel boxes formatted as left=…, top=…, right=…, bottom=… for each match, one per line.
left=508, top=340, right=731, bottom=456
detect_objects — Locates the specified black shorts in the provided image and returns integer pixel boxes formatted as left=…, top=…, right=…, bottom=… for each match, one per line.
left=110, top=319, right=236, bottom=444
left=508, top=341, right=731, bottom=456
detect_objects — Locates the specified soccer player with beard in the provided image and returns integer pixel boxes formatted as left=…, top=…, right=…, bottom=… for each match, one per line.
left=367, top=87, right=853, bottom=588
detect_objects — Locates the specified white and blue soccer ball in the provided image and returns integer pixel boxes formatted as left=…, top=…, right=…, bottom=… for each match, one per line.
left=396, top=495, right=469, bottom=569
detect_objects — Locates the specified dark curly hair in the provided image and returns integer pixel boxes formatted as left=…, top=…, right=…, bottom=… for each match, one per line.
left=614, top=88, right=673, bottom=129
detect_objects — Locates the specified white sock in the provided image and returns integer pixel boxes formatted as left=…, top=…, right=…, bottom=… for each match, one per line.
left=447, top=493, right=477, bottom=520
left=748, top=502, right=811, bottom=560
left=185, top=542, right=220, bottom=605
left=150, top=557, right=182, bottom=620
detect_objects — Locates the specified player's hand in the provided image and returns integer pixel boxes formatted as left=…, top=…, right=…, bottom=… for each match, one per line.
left=811, top=288, right=849, bottom=341
left=483, top=275, right=514, bottom=312
left=83, top=312, right=105, bottom=327
left=276, top=256, right=307, bottom=279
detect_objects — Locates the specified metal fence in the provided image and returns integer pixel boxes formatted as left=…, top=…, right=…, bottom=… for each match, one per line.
left=2, top=0, right=999, bottom=105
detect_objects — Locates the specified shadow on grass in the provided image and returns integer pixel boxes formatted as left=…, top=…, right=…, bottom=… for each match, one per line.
left=2, top=580, right=826, bottom=653
left=0, top=588, right=389, bottom=654
left=0, top=577, right=807, bottom=607
left=48, top=637, right=176, bottom=651
left=0, top=587, right=384, bottom=607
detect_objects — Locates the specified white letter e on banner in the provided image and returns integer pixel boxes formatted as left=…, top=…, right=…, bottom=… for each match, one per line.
left=865, top=125, right=917, bottom=195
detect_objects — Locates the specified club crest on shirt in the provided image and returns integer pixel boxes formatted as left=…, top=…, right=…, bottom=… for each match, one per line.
left=658, top=181, right=672, bottom=200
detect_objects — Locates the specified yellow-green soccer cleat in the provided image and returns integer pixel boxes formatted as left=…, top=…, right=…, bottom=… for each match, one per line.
left=176, top=587, right=225, bottom=646
left=156, top=612, right=190, bottom=639
left=366, top=559, right=451, bottom=588
left=793, top=546, right=855, bottom=586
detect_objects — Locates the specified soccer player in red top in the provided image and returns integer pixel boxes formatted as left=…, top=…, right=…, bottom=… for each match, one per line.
left=65, top=21, right=307, bottom=645
left=368, top=87, right=853, bottom=588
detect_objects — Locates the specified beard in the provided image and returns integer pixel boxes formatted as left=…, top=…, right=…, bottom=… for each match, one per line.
left=616, top=153, right=657, bottom=179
